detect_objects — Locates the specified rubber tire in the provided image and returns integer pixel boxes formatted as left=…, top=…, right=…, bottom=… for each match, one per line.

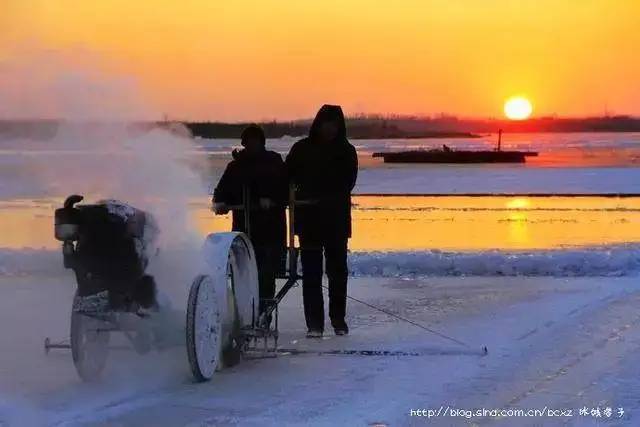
left=70, top=300, right=110, bottom=382
left=186, top=274, right=222, bottom=382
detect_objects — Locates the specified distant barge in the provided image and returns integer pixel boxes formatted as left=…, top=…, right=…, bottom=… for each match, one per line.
left=373, top=129, right=538, bottom=164
left=372, top=149, right=538, bottom=164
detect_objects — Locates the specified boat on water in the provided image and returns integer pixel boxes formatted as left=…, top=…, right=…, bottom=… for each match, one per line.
left=372, top=149, right=538, bottom=164
left=372, top=129, right=538, bottom=164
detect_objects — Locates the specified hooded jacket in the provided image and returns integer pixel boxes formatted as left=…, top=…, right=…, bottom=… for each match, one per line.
left=285, top=105, right=358, bottom=240
left=214, top=147, right=287, bottom=248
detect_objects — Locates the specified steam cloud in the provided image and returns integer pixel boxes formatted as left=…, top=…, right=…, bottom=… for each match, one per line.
left=0, top=46, right=213, bottom=423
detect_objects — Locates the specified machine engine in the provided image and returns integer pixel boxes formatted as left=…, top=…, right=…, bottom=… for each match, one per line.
left=55, top=195, right=159, bottom=309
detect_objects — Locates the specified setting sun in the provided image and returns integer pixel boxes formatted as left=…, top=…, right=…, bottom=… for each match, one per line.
left=504, top=97, right=533, bottom=120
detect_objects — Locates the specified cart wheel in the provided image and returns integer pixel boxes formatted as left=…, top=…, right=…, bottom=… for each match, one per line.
left=70, top=308, right=110, bottom=382
left=186, top=274, right=222, bottom=382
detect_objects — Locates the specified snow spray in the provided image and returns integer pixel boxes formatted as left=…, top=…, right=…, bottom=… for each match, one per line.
left=0, top=46, right=213, bottom=423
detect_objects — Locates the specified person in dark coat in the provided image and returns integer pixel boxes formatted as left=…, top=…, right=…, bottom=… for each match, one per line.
left=213, top=124, right=287, bottom=314
left=286, top=105, right=358, bottom=337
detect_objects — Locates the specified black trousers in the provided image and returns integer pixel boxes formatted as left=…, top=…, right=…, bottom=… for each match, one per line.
left=253, top=245, right=281, bottom=314
left=299, top=235, right=349, bottom=331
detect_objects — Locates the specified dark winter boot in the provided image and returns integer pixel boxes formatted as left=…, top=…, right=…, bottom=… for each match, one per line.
left=332, top=319, right=349, bottom=336
left=306, top=329, right=323, bottom=339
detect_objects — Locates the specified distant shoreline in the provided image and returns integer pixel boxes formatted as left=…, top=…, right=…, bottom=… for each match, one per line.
left=1, top=116, right=639, bottom=140
left=336, top=132, right=483, bottom=139
left=182, top=116, right=640, bottom=139
left=183, top=122, right=483, bottom=140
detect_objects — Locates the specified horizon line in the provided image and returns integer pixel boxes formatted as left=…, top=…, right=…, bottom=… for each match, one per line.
left=1, top=113, right=640, bottom=124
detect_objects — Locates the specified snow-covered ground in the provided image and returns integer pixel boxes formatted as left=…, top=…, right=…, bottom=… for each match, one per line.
left=3, top=245, right=640, bottom=279
left=2, top=269, right=640, bottom=426
left=349, top=245, right=640, bottom=277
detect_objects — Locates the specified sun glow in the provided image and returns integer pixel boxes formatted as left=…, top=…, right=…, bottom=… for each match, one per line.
left=504, top=97, right=533, bottom=120
left=506, top=198, right=531, bottom=209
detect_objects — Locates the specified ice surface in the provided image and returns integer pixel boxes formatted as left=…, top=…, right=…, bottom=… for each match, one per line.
left=355, top=166, right=640, bottom=194
left=4, top=274, right=640, bottom=426
left=4, top=133, right=640, bottom=199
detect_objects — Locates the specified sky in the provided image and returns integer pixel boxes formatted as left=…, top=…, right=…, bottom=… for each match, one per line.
left=1, top=0, right=639, bottom=121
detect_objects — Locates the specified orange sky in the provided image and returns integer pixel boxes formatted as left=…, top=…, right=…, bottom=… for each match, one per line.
left=1, top=0, right=639, bottom=121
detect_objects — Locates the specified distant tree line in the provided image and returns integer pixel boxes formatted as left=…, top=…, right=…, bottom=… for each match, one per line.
left=182, top=115, right=640, bottom=139
left=1, top=115, right=639, bottom=141
left=183, top=119, right=480, bottom=139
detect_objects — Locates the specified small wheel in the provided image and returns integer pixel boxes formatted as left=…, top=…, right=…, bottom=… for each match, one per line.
left=70, top=304, right=110, bottom=382
left=186, top=274, right=222, bottom=382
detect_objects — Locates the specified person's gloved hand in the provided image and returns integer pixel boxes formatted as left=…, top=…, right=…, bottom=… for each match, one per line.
left=213, top=202, right=230, bottom=215
left=62, top=241, right=75, bottom=256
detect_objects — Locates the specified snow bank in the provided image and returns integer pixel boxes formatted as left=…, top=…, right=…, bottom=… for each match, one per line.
left=349, top=245, right=640, bottom=277
left=0, top=249, right=61, bottom=277
left=4, top=245, right=640, bottom=278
